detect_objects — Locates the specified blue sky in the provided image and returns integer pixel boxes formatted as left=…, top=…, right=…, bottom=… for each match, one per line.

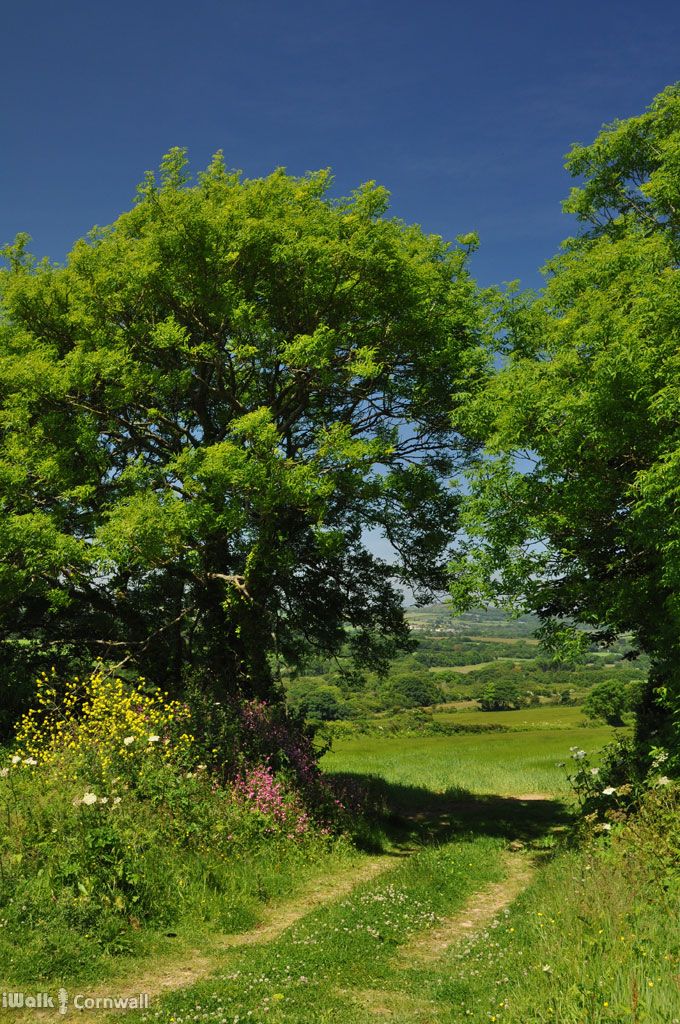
left=2, top=0, right=679, bottom=290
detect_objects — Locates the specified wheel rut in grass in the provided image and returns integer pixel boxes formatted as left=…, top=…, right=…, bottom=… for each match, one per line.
left=352, top=851, right=536, bottom=1021
left=11, top=854, right=400, bottom=1022
left=396, top=850, right=534, bottom=967
left=107, top=854, right=397, bottom=1005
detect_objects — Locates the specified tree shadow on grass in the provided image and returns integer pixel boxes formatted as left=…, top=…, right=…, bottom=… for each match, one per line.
left=328, top=772, right=573, bottom=853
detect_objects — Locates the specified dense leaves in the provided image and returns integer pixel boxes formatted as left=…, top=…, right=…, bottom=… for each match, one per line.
left=450, top=84, right=680, bottom=766
left=0, top=151, right=485, bottom=701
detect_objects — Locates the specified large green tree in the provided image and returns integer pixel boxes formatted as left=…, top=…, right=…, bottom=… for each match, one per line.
left=0, top=151, right=485, bottom=700
left=450, top=85, right=680, bottom=767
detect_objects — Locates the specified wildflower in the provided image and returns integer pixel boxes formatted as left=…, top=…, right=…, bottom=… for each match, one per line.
left=98, top=796, right=108, bottom=804
left=112, top=797, right=122, bottom=806
left=656, top=775, right=670, bottom=786
left=148, top=735, right=160, bottom=743
left=0, top=768, right=8, bottom=778
left=590, top=767, right=599, bottom=776
left=81, top=792, right=98, bottom=805
left=123, top=736, right=135, bottom=746
left=542, top=964, right=552, bottom=972
left=23, top=757, right=37, bottom=766
left=602, top=823, right=612, bottom=831
left=11, top=755, right=21, bottom=765
left=602, top=786, right=616, bottom=796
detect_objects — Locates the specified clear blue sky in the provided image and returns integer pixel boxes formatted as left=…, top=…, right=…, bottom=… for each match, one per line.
left=3, top=0, right=679, bottom=290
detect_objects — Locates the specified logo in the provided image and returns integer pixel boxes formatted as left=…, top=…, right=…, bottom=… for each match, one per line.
left=1, top=990, right=150, bottom=1014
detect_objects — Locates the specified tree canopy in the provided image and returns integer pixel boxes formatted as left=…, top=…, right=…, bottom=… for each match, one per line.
left=450, top=84, right=680, bottom=764
left=0, top=151, right=485, bottom=700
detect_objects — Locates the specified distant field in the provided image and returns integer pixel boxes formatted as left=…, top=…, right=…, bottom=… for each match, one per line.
left=472, top=635, right=540, bottom=645
left=323, top=705, right=620, bottom=796
left=432, top=703, right=592, bottom=729
left=429, top=662, right=496, bottom=674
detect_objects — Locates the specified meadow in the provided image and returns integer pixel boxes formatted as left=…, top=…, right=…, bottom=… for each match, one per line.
left=322, top=709, right=619, bottom=796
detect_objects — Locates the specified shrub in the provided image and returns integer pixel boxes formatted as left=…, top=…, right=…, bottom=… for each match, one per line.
left=14, top=669, right=195, bottom=787
left=477, top=679, right=523, bottom=711
left=380, top=673, right=443, bottom=710
left=286, top=682, right=350, bottom=722
left=583, top=679, right=629, bottom=726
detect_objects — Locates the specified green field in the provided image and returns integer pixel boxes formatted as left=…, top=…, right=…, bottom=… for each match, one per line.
left=323, top=705, right=619, bottom=796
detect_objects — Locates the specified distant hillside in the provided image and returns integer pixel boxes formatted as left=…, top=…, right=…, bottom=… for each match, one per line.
left=405, top=604, right=542, bottom=638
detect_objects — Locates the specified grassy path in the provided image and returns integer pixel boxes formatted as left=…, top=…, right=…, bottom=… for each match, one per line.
left=82, top=787, right=676, bottom=1024
left=110, top=794, right=563, bottom=1024
left=396, top=850, right=535, bottom=967
left=6, top=853, right=402, bottom=1024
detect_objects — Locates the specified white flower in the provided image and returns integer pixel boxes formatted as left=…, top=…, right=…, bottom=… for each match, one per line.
left=23, top=757, right=37, bottom=766
left=656, top=775, right=671, bottom=786
left=572, top=749, right=586, bottom=761
left=602, top=786, right=616, bottom=796
left=98, top=796, right=108, bottom=804
left=601, top=822, right=612, bottom=831
left=123, top=736, right=135, bottom=746
left=11, top=755, right=21, bottom=765
left=589, top=768, right=599, bottom=776
left=542, top=964, right=552, bottom=973
left=112, top=797, right=122, bottom=806
left=81, top=792, right=98, bottom=805
left=148, top=735, right=160, bottom=743
left=0, top=767, right=9, bottom=778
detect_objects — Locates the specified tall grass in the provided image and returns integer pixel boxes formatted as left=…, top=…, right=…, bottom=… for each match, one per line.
left=322, top=717, right=618, bottom=796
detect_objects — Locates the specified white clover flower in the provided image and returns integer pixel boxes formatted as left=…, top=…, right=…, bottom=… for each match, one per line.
left=81, top=792, right=98, bottom=805
left=123, top=736, right=135, bottom=746
left=148, top=735, right=160, bottom=743
left=602, top=786, right=616, bottom=796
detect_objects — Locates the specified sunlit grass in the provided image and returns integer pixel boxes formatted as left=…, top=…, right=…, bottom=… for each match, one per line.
left=323, top=710, right=619, bottom=796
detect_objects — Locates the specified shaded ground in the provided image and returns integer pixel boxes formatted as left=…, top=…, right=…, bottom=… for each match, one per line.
left=329, top=772, right=572, bottom=849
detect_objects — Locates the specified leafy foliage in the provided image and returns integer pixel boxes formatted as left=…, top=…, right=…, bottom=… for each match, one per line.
left=450, top=84, right=680, bottom=770
left=380, top=672, right=443, bottom=710
left=0, top=152, right=485, bottom=703
left=583, top=680, right=629, bottom=726
left=477, top=678, right=523, bottom=711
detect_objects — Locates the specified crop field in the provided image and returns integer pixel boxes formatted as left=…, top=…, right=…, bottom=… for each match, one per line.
left=322, top=705, right=620, bottom=796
